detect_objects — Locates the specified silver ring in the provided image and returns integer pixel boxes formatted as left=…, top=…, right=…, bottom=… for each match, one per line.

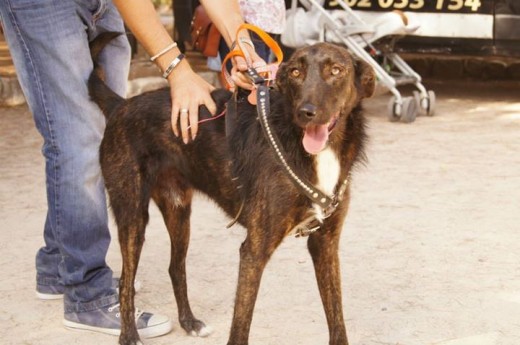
left=180, top=108, right=188, bottom=114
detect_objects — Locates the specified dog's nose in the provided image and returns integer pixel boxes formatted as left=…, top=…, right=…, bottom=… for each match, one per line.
left=298, top=103, right=317, bottom=120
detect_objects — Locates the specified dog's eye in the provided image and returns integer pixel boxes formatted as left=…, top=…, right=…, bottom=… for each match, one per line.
left=331, top=66, right=342, bottom=76
left=290, top=68, right=301, bottom=78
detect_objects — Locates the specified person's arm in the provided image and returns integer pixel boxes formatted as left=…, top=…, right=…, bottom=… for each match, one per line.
left=112, top=0, right=264, bottom=142
left=200, top=0, right=267, bottom=86
left=200, top=0, right=244, bottom=47
left=113, top=0, right=216, bottom=144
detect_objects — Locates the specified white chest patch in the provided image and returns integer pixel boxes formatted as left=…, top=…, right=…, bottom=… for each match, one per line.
left=315, top=148, right=341, bottom=195
left=313, top=148, right=340, bottom=219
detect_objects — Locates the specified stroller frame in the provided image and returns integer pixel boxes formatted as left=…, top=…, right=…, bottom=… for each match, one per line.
left=292, top=0, right=436, bottom=122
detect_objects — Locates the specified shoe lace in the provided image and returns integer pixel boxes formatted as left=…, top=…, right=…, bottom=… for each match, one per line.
left=107, top=303, right=144, bottom=320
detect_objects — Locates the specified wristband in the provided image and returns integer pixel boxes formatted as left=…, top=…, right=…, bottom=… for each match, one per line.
left=230, top=37, right=256, bottom=51
left=150, top=42, right=178, bottom=62
left=162, top=53, right=185, bottom=79
left=239, top=37, right=255, bottom=50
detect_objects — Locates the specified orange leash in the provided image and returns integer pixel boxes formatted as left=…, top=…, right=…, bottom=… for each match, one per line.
left=221, top=24, right=284, bottom=90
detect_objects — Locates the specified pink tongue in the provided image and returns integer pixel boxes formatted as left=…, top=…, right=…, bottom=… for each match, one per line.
left=303, top=124, right=329, bottom=154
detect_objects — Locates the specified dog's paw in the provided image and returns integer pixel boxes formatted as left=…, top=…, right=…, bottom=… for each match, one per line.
left=189, top=324, right=213, bottom=337
left=181, top=318, right=213, bottom=338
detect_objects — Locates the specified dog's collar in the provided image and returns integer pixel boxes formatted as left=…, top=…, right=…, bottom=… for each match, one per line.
left=289, top=176, right=349, bottom=237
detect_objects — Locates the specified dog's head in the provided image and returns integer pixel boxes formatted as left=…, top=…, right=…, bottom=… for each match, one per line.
left=276, top=43, right=375, bottom=155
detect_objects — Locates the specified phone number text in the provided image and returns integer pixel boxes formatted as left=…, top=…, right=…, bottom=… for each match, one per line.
left=325, top=0, right=493, bottom=13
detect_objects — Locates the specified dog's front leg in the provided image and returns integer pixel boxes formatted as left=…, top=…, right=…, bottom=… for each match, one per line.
left=308, top=226, right=349, bottom=345
left=227, top=231, right=283, bottom=345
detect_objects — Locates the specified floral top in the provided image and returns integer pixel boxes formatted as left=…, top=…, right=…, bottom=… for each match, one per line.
left=239, top=0, right=286, bottom=34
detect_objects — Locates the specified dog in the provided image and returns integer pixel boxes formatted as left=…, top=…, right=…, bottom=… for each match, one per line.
left=88, top=32, right=375, bottom=345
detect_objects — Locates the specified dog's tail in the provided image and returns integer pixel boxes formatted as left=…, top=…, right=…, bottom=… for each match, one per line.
left=88, top=31, right=125, bottom=118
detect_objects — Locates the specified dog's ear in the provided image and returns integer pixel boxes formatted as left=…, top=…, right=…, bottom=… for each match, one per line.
left=354, top=58, right=376, bottom=99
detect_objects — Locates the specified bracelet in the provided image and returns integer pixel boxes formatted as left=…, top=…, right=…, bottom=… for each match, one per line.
left=239, top=37, right=255, bottom=50
left=230, top=37, right=255, bottom=51
left=150, top=42, right=178, bottom=62
left=162, top=53, right=185, bottom=79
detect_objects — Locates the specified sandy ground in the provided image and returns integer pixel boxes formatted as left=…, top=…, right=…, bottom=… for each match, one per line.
left=1, top=79, right=520, bottom=345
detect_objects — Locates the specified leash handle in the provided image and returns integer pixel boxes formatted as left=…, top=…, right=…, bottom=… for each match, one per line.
left=221, top=24, right=284, bottom=90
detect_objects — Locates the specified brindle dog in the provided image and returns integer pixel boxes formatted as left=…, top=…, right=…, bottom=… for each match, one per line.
left=89, top=32, right=375, bottom=345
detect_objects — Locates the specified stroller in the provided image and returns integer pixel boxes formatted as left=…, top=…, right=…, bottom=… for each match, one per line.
left=281, top=0, right=436, bottom=123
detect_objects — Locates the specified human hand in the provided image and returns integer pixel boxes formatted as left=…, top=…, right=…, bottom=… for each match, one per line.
left=230, top=40, right=267, bottom=90
left=167, top=63, right=216, bottom=143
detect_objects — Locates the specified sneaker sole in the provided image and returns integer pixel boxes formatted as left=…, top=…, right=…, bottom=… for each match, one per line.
left=63, top=318, right=173, bottom=339
left=35, top=291, right=63, bottom=300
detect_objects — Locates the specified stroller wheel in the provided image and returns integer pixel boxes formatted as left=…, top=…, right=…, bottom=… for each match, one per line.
left=425, top=90, right=436, bottom=116
left=400, top=97, right=418, bottom=123
left=413, top=90, right=436, bottom=117
left=387, top=96, right=417, bottom=123
left=387, top=96, right=401, bottom=122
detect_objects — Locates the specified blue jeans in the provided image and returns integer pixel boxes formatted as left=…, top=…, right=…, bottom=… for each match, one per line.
left=0, top=0, right=130, bottom=313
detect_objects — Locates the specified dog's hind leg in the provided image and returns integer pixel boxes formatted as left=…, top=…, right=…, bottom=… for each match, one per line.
left=307, top=222, right=349, bottom=345
left=110, top=184, right=151, bottom=345
left=118, top=223, right=147, bottom=345
left=151, top=173, right=211, bottom=337
left=227, top=228, right=285, bottom=345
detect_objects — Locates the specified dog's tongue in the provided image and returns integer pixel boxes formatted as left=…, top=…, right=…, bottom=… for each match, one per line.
left=303, top=124, right=329, bottom=154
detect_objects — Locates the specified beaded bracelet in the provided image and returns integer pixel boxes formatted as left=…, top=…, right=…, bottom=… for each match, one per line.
left=150, top=42, right=178, bottom=62
left=162, top=53, right=185, bottom=79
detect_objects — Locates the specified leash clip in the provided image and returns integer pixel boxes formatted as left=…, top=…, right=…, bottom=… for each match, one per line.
left=293, top=215, right=322, bottom=238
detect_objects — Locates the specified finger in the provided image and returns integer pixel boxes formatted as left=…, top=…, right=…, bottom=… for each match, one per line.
left=204, top=94, right=217, bottom=116
left=233, top=56, right=248, bottom=71
left=171, top=104, right=180, bottom=137
left=179, top=108, right=189, bottom=144
left=230, top=65, right=253, bottom=89
left=253, top=60, right=267, bottom=68
left=232, top=74, right=253, bottom=91
left=188, top=103, right=199, bottom=141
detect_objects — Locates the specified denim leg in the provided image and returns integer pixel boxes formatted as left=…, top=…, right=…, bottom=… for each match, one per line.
left=0, top=0, right=130, bottom=312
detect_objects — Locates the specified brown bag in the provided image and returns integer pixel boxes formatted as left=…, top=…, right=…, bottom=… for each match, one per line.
left=190, top=5, right=221, bottom=57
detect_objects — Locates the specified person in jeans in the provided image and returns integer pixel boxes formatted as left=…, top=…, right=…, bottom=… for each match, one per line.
left=0, top=0, right=263, bottom=338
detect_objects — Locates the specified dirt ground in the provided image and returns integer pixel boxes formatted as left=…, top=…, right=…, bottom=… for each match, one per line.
left=1, top=79, right=520, bottom=345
